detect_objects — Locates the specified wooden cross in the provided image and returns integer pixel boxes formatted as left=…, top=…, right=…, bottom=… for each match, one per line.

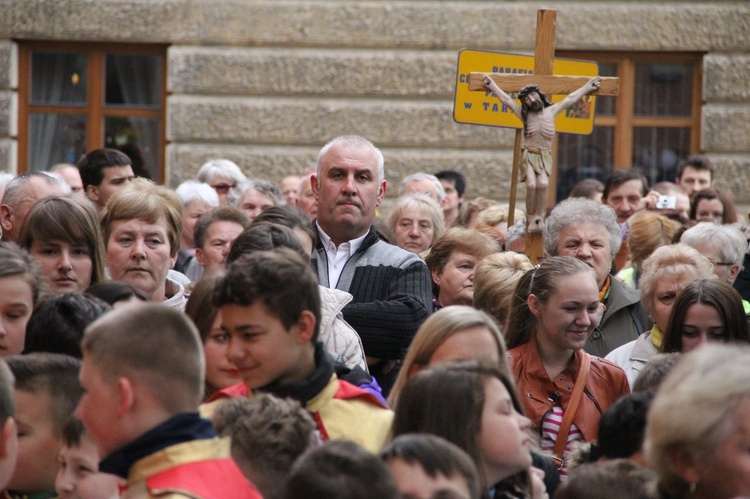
left=468, top=9, right=619, bottom=263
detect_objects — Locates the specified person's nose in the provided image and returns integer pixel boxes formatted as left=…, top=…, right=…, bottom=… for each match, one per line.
left=131, top=238, right=147, bottom=259
left=576, top=308, right=592, bottom=326
left=58, top=249, right=72, bottom=271
left=226, top=336, right=244, bottom=362
left=576, top=243, right=592, bottom=259
left=57, top=467, right=76, bottom=493
left=342, top=174, right=357, bottom=195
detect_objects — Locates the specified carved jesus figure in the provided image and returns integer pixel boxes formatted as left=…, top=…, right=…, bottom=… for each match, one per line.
left=483, top=75, right=601, bottom=233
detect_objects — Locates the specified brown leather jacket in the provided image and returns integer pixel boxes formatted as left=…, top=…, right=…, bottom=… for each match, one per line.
left=507, top=335, right=630, bottom=442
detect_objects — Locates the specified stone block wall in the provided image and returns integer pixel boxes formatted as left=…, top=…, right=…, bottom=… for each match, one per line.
left=0, top=1, right=749, bottom=204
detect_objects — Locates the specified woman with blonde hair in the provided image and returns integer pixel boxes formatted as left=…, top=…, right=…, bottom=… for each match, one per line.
left=473, top=252, right=534, bottom=330
left=388, top=305, right=509, bottom=409
left=616, top=211, right=679, bottom=288
left=606, top=244, right=714, bottom=386
left=505, top=256, right=629, bottom=477
left=646, top=344, right=750, bottom=498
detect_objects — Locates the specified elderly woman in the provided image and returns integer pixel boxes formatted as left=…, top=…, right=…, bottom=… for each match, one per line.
left=606, top=244, right=715, bottom=386
left=544, top=197, right=652, bottom=357
left=616, top=211, right=679, bottom=289
left=19, top=196, right=106, bottom=293
left=506, top=256, right=630, bottom=477
left=174, top=180, right=219, bottom=277
left=424, top=227, right=500, bottom=310
left=229, top=179, right=284, bottom=221
left=473, top=251, right=534, bottom=330
left=196, top=158, right=247, bottom=206
left=101, top=178, right=187, bottom=311
left=388, top=194, right=445, bottom=255
left=646, top=344, right=750, bottom=499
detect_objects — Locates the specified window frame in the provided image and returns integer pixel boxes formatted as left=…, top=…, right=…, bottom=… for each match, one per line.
left=17, top=41, right=168, bottom=182
left=551, top=51, right=703, bottom=201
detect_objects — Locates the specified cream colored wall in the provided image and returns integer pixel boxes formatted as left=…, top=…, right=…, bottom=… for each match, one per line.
left=1, top=1, right=748, bottom=206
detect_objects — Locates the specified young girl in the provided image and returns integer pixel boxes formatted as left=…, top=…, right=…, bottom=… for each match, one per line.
left=0, top=243, right=42, bottom=356
left=661, top=278, right=750, bottom=353
left=185, top=276, right=242, bottom=401
left=19, top=196, right=105, bottom=293
left=391, top=362, right=545, bottom=498
left=505, top=256, right=629, bottom=478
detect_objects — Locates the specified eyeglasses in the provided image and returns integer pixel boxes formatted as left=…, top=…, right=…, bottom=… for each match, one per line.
left=709, top=260, right=734, bottom=267
left=212, top=183, right=236, bottom=194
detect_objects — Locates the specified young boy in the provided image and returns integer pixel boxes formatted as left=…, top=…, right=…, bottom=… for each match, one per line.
left=0, top=359, right=17, bottom=491
left=208, top=249, right=393, bottom=452
left=76, top=302, right=260, bottom=498
left=55, top=418, right=120, bottom=499
left=4, top=353, right=83, bottom=499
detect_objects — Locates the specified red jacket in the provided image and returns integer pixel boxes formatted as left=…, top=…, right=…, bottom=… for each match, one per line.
left=507, top=335, right=630, bottom=441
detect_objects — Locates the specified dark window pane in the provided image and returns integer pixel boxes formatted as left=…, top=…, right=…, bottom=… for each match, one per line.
left=632, top=127, right=691, bottom=185
left=104, top=116, right=161, bottom=181
left=634, top=64, right=693, bottom=117
left=30, top=52, right=87, bottom=105
left=28, top=113, right=87, bottom=170
left=105, top=54, right=162, bottom=108
left=593, top=62, right=617, bottom=116
left=556, top=126, right=614, bottom=202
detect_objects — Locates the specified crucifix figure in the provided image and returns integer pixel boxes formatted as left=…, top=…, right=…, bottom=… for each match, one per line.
left=482, top=75, right=601, bottom=233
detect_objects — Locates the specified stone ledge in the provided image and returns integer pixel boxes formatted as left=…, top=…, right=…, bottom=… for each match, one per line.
left=3, top=2, right=747, bottom=52
left=168, top=47, right=457, bottom=98
left=702, top=104, right=750, bottom=152
left=166, top=143, right=516, bottom=201
left=167, top=95, right=516, bottom=149
left=0, top=139, right=17, bottom=174
left=710, top=153, right=750, bottom=204
left=0, top=42, right=17, bottom=90
left=0, top=92, right=16, bottom=137
left=704, top=54, right=750, bottom=102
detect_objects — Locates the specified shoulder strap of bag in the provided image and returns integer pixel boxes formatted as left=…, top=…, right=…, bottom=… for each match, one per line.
left=553, top=352, right=591, bottom=467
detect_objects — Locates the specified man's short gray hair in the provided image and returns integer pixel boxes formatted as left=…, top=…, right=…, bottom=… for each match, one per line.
left=316, top=135, right=385, bottom=183
left=681, top=222, right=748, bottom=267
left=544, top=197, right=622, bottom=258
left=2, top=171, right=68, bottom=209
left=176, top=180, right=220, bottom=208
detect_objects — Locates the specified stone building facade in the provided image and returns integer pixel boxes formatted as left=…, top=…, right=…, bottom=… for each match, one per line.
left=0, top=1, right=748, bottom=207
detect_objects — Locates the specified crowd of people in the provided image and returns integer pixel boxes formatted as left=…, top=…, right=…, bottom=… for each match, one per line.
left=0, top=137, right=748, bottom=499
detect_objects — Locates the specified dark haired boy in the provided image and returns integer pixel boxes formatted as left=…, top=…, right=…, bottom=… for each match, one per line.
left=208, top=249, right=393, bottom=452
left=76, top=148, right=134, bottom=210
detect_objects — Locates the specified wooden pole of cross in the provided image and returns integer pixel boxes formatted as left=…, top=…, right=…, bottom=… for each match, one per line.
left=467, top=9, right=619, bottom=263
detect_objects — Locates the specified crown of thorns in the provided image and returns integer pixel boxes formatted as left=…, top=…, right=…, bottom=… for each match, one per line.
left=518, top=85, right=540, bottom=99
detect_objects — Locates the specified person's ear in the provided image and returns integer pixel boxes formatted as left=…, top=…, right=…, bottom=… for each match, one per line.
left=431, top=268, right=442, bottom=288
left=86, top=185, right=100, bottom=203
left=528, top=294, right=542, bottom=317
left=376, top=180, right=387, bottom=207
left=295, top=310, right=316, bottom=344
left=729, top=264, right=741, bottom=283
left=194, top=248, right=206, bottom=266
left=668, top=445, right=700, bottom=490
left=0, top=417, right=15, bottom=459
left=116, top=377, right=136, bottom=417
left=0, top=205, right=12, bottom=234
left=310, top=174, right=320, bottom=197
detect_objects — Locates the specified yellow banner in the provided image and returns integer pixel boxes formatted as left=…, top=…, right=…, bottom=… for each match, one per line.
left=454, top=49, right=599, bottom=135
